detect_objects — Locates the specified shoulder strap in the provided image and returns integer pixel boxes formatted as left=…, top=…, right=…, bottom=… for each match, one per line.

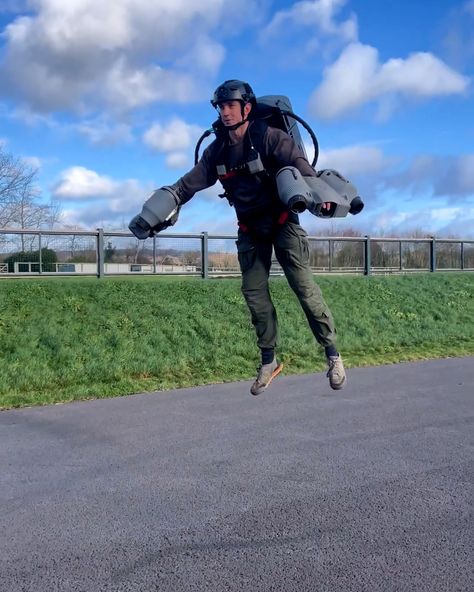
left=247, top=119, right=268, bottom=159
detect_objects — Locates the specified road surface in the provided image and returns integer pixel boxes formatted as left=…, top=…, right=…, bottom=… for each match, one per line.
left=1, top=357, right=473, bottom=591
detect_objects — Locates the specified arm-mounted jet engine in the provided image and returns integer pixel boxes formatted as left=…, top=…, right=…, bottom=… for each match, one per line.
left=276, top=166, right=364, bottom=218
left=128, top=186, right=181, bottom=240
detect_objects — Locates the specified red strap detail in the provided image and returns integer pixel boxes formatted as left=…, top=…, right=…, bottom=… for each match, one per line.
left=278, top=211, right=289, bottom=225
left=238, top=222, right=249, bottom=233
left=218, top=171, right=237, bottom=180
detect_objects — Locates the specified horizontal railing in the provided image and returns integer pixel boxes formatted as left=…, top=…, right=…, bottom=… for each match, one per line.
left=0, top=228, right=473, bottom=278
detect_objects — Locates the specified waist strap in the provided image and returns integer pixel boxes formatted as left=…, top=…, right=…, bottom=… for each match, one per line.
left=238, top=210, right=289, bottom=234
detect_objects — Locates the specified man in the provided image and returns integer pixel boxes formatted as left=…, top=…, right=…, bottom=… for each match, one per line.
left=139, top=79, right=346, bottom=395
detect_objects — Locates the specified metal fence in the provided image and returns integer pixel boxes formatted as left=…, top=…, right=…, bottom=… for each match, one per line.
left=0, top=228, right=473, bottom=278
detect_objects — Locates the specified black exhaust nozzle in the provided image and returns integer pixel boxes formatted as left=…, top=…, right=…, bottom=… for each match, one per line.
left=129, top=215, right=152, bottom=240
left=287, top=195, right=310, bottom=213
left=349, top=196, right=364, bottom=215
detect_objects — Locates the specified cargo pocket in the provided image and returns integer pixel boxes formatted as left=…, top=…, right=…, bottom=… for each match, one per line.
left=236, top=236, right=257, bottom=274
left=277, top=222, right=309, bottom=267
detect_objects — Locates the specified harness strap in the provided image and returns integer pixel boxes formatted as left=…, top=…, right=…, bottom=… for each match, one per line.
left=238, top=210, right=289, bottom=234
left=278, top=210, right=289, bottom=225
left=218, top=171, right=237, bottom=180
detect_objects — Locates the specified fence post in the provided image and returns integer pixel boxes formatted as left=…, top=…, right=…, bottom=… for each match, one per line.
left=364, top=235, right=371, bottom=276
left=97, top=228, right=104, bottom=278
left=152, top=236, right=157, bottom=274
left=460, top=242, right=465, bottom=270
left=430, top=236, right=436, bottom=272
left=328, top=239, right=333, bottom=272
left=399, top=240, right=403, bottom=272
left=38, top=232, right=42, bottom=275
left=201, top=232, right=209, bottom=279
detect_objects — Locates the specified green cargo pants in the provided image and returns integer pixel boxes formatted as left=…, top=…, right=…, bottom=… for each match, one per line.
left=236, top=221, right=336, bottom=350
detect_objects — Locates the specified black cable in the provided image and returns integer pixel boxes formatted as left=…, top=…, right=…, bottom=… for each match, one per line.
left=279, top=109, right=319, bottom=167
left=194, top=129, right=212, bottom=165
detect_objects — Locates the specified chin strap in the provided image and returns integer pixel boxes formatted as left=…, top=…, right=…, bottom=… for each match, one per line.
left=222, top=117, right=248, bottom=131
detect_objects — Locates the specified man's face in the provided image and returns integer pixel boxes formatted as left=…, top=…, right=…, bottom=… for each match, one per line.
left=217, top=100, right=251, bottom=127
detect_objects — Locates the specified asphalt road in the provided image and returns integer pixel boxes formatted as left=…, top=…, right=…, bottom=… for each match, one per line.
left=1, top=357, right=473, bottom=592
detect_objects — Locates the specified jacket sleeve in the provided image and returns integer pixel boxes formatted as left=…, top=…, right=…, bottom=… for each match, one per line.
left=169, top=142, right=219, bottom=205
left=263, top=127, right=317, bottom=178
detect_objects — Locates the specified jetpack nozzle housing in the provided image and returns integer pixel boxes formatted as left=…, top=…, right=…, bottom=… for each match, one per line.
left=276, top=166, right=364, bottom=218
left=129, top=186, right=181, bottom=239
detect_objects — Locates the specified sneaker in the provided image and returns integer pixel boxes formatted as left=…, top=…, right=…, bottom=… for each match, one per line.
left=327, top=355, right=346, bottom=390
left=250, top=357, right=283, bottom=396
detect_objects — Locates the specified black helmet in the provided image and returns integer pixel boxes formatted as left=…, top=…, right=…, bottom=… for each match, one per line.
left=211, top=79, right=256, bottom=108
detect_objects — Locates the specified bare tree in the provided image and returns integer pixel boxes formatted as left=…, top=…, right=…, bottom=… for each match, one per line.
left=0, top=147, right=62, bottom=242
left=124, top=238, right=148, bottom=264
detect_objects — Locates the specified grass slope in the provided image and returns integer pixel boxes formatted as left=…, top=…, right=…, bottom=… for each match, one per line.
left=0, top=273, right=473, bottom=409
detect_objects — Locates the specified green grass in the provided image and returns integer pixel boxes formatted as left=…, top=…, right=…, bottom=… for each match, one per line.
left=1, top=273, right=473, bottom=409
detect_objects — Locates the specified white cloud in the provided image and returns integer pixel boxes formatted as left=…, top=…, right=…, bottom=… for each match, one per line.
left=261, top=0, right=357, bottom=44
left=310, top=43, right=470, bottom=120
left=53, top=172, right=153, bottom=228
left=0, top=0, right=232, bottom=113
left=143, top=118, right=202, bottom=153
left=174, top=35, right=226, bottom=76
left=165, top=153, right=190, bottom=169
left=101, top=60, right=201, bottom=111
left=431, top=207, right=461, bottom=222
left=52, top=167, right=117, bottom=200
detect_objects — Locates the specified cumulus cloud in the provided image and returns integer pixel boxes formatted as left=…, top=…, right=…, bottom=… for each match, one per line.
left=310, top=43, right=470, bottom=120
left=165, top=153, right=190, bottom=169
left=52, top=167, right=117, bottom=200
left=0, top=0, right=236, bottom=113
left=143, top=118, right=202, bottom=153
left=101, top=60, right=200, bottom=111
left=52, top=168, right=152, bottom=227
left=174, top=35, right=226, bottom=76
left=142, top=118, right=202, bottom=169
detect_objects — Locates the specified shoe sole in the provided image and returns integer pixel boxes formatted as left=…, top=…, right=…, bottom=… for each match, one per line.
left=250, top=363, right=283, bottom=396
left=329, top=375, right=346, bottom=390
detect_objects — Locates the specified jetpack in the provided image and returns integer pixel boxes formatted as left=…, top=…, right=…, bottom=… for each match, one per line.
left=129, top=94, right=364, bottom=240
left=194, top=95, right=364, bottom=219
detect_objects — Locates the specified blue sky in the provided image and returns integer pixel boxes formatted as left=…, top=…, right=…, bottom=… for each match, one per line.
left=0, top=0, right=473, bottom=237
